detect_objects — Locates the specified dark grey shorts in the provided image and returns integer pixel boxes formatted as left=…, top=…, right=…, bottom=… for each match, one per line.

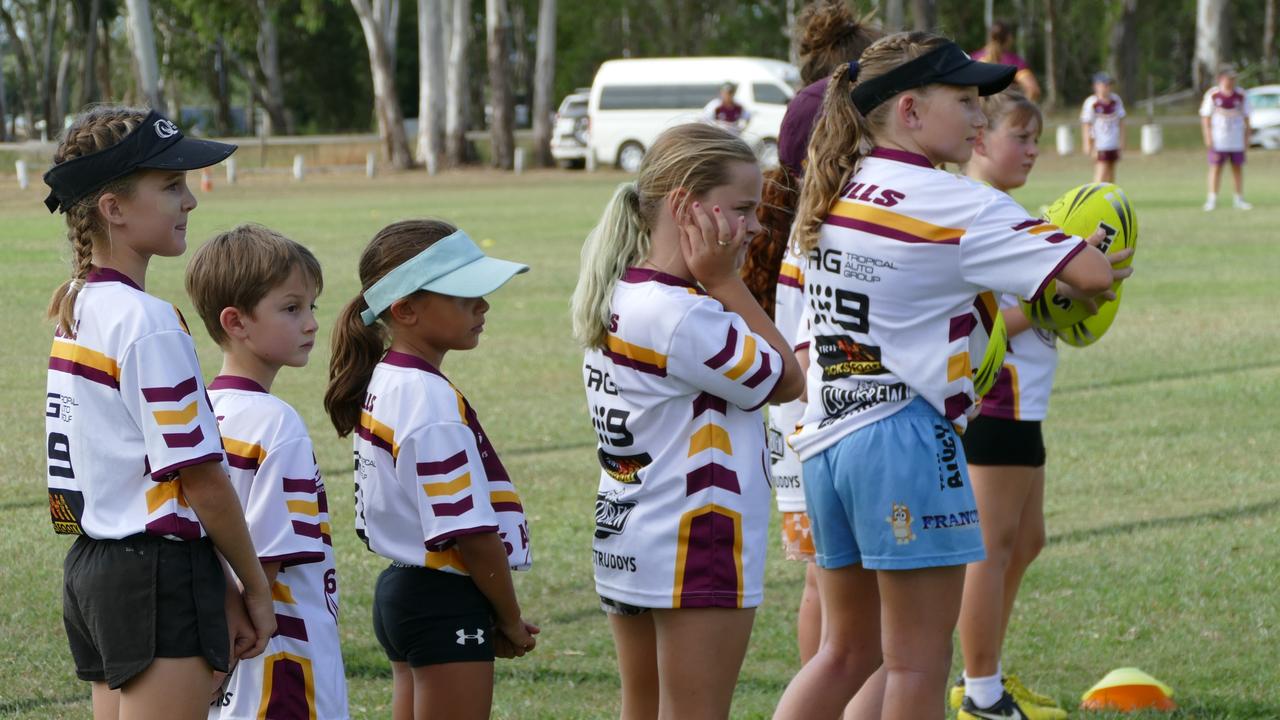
left=63, top=534, right=229, bottom=689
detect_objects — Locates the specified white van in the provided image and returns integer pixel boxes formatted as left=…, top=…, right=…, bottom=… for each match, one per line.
left=587, top=57, right=799, bottom=172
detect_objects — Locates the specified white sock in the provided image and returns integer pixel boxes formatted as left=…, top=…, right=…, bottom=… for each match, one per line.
left=965, top=671, right=1004, bottom=708
left=1207, top=193, right=1217, bottom=203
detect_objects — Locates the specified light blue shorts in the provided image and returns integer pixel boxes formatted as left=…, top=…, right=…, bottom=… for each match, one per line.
left=802, top=397, right=986, bottom=570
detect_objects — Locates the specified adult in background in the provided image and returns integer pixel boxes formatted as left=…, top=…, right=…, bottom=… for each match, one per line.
left=704, top=82, right=752, bottom=135
left=971, top=20, right=1041, bottom=102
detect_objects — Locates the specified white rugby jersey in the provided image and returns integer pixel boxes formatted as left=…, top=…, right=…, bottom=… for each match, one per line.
left=1199, top=88, right=1250, bottom=152
left=46, top=267, right=225, bottom=540
left=353, top=351, right=530, bottom=574
left=769, top=250, right=808, bottom=513
left=790, top=148, right=1087, bottom=461
left=208, top=377, right=348, bottom=720
left=1081, top=94, right=1126, bottom=151
left=584, top=268, right=783, bottom=609
left=980, top=295, right=1059, bottom=422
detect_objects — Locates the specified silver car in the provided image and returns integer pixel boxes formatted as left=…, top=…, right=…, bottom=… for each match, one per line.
left=1248, top=85, right=1280, bottom=149
left=550, top=91, right=591, bottom=168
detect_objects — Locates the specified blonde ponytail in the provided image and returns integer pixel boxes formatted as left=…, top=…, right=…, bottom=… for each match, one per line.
left=570, top=182, right=649, bottom=349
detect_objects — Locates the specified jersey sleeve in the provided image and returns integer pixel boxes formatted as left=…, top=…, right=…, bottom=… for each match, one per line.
left=1115, top=96, right=1127, bottom=118
left=957, top=193, right=1089, bottom=303
left=398, top=421, right=500, bottom=550
left=1199, top=90, right=1214, bottom=117
left=1080, top=98, right=1094, bottom=123
left=774, top=255, right=807, bottom=351
left=667, top=298, right=784, bottom=411
left=245, top=436, right=327, bottom=567
left=118, top=330, right=224, bottom=479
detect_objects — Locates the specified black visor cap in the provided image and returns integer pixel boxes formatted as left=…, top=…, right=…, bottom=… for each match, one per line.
left=851, top=42, right=1018, bottom=115
left=43, top=110, right=236, bottom=213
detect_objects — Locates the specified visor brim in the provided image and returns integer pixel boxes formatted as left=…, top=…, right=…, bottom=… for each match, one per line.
left=139, top=137, right=237, bottom=171
left=422, top=256, right=530, bottom=298
left=939, top=62, right=1019, bottom=96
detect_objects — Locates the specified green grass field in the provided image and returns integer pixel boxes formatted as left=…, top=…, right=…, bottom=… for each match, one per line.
left=1, top=148, right=1277, bottom=719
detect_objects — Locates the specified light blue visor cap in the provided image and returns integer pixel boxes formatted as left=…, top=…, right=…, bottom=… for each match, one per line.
left=360, top=230, right=529, bottom=325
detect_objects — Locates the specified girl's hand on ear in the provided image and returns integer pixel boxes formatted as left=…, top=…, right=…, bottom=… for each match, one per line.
left=678, top=202, right=748, bottom=292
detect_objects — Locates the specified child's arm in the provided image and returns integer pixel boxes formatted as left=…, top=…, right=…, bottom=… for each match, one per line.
left=1081, top=123, right=1093, bottom=155
left=680, top=204, right=804, bottom=403
left=182, top=460, right=276, bottom=658
left=1202, top=116, right=1214, bottom=148
left=1001, top=306, right=1033, bottom=338
left=454, top=532, right=540, bottom=656
left=1051, top=227, right=1134, bottom=311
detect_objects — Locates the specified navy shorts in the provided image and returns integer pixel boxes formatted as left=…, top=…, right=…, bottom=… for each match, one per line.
left=802, top=397, right=986, bottom=570
left=372, top=563, right=495, bottom=666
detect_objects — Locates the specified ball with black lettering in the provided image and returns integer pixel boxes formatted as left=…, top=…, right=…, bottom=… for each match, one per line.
left=1019, top=182, right=1137, bottom=344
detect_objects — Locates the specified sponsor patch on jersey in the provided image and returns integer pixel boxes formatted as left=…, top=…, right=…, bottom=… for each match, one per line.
left=598, top=448, right=651, bottom=485
left=814, top=335, right=886, bottom=380
left=820, top=381, right=910, bottom=418
left=594, top=492, right=637, bottom=538
left=49, top=488, right=85, bottom=535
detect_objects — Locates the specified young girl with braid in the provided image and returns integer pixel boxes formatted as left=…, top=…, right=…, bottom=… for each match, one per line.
left=771, top=33, right=1124, bottom=720
left=42, top=106, right=275, bottom=719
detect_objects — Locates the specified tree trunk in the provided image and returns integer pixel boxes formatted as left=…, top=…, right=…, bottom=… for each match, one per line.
left=124, top=0, right=162, bottom=109
left=910, top=0, right=936, bottom=31
left=1264, top=0, right=1276, bottom=79
left=1042, top=0, right=1058, bottom=111
left=883, top=0, right=904, bottom=31
left=211, top=37, right=233, bottom=135
left=80, top=0, right=100, bottom=107
left=418, top=0, right=446, bottom=172
left=98, top=13, right=112, bottom=100
left=255, top=0, right=292, bottom=134
left=445, top=0, right=471, bottom=165
left=375, top=0, right=399, bottom=57
left=486, top=0, right=514, bottom=169
left=42, top=0, right=60, bottom=136
left=352, top=0, right=414, bottom=168
left=55, top=7, right=73, bottom=122
left=531, top=0, right=555, bottom=167
left=1107, top=0, right=1138, bottom=98
left=0, top=41, right=8, bottom=141
left=1193, top=0, right=1226, bottom=91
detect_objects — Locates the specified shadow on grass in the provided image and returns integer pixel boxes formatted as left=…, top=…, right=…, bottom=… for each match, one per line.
left=1056, top=359, right=1280, bottom=396
left=1048, top=498, right=1280, bottom=547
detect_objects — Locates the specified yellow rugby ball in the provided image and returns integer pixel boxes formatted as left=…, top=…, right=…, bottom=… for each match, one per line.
left=1019, top=182, right=1137, bottom=338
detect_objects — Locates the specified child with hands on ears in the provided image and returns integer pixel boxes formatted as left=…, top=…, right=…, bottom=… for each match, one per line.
left=572, top=122, right=803, bottom=720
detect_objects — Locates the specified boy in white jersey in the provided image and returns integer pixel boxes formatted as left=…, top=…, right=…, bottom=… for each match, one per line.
left=42, top=106, right=274, bottom=719
left=185, top=224, right=349, bottom=720
left=571, top=123, right=804, bottom=719
left=1200, top=65, right=1253, bottom=211
left=772, top=34, right=1125, bottom=720
left=1080, top=72, right=1126, bottom=183
left=324, top=219, right=536, bottom=720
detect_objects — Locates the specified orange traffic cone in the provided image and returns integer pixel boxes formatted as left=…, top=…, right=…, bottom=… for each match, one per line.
left=200, top=168, right=213, bottom=192
left=1081, top=668, right=1176, bottom=712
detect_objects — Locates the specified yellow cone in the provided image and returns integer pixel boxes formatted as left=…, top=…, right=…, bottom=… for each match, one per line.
left=1080, top=667, right=1175, bottom=712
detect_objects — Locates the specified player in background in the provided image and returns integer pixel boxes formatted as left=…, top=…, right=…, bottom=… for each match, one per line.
left=42, top=106, right=274, bottom=720
left=571, top=122, right=803, bottom=720
left=324, top=219, right=536, bottom=720
left=771, top=33, right=1123, bottom=720
left=704, top=82, right=752, bottom=136
left=970, top=19, right=1041, bottom=102
left=740, top=0, right=881, bottom=669
left=1200, top=65, right=1253, bottom=211
left=186, top=225, right=349, bottom=720
left=952, top=88, right=1131, bottom=720
left=1080, top=72, right=1126, bottom=183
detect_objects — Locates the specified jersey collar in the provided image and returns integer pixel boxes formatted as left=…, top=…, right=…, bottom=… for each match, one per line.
left=85, top=266, right=142, bottom=291
left=622, top=267, right=702, bottom=291
left=382, top=349, right=445, bottom=378
left=208, top=375, right=269, bottom=393
left=867, top=147, right=934, bottom=168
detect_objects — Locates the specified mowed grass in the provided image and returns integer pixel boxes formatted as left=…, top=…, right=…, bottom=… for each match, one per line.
left=1, top=148, right=1277, bottom=719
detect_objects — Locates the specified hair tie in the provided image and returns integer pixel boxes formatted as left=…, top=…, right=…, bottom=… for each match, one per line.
left=847, top=60, right=861, bottom=82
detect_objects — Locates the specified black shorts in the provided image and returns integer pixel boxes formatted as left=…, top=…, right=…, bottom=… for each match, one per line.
left=962, top=415, right=1046, bottom=467
left=599, top=594, right=651, bottom=617
left=63, top=534, right=229, bottom=689
left=372, top=563, right=495, bottom=666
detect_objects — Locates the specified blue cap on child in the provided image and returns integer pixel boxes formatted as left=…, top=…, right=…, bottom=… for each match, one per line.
left=359, top=230, right=529, bottom=326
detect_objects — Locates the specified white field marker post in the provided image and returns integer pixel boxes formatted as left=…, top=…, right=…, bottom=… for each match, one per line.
left=514, top=147, right=525, bottom=175
left=366, top=152, right=377, bottom=178
left=225, top=157, right=238, bottom=185
left=1141, top=124, right=1163, bottom=155
left=1056, top=124, right=1075, bottom=156
left=292, top=154, right=305, bottom=181
left=15, top=160, right=29, bottom=190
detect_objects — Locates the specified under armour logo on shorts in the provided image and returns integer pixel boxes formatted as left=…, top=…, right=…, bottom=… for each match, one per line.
left=456, top=628, right=485, bottom=645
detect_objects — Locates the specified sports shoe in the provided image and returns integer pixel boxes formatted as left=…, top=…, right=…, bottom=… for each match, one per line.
left=959, top=691, right=1068, bottom=720
left=1202, top=198, right=1216, bottom=211
left=1234, top=197, right=1253, bottom=210
left=1004, top=675, right=1061, bottom=709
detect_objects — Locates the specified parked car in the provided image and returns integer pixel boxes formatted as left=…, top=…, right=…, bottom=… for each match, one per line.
left=586, top=56, right=799, bottom=172
left=551, top=90, right=591, bottom=168
left=1247, top=85, right=1280, bottom=149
